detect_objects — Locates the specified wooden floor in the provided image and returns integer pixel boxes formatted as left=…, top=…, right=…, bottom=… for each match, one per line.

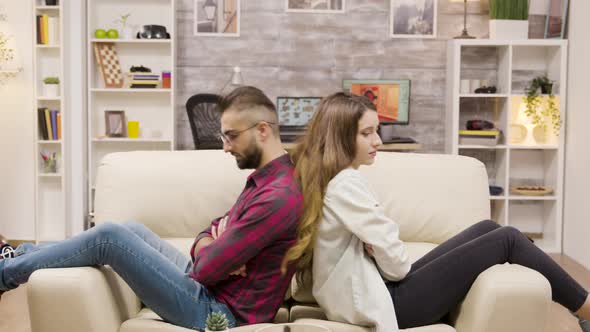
left=0, top=254, right=589, bottom=331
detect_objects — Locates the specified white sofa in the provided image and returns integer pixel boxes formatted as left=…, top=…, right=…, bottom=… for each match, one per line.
left=27, top=150, right=552, bottom=332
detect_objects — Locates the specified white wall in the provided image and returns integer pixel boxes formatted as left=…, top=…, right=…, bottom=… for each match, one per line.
left=563, top=0, right=590, bottom=268
left=0, top=1, right=86, bottom=240
left=0, top=1, right=35, bottom=240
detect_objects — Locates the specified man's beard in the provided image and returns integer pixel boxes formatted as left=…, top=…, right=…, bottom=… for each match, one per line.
left=234, top=139, right=262, bottom=169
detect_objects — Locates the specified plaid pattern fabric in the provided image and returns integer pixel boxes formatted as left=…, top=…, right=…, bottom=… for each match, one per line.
left=189, top=154, right=303, bottom=324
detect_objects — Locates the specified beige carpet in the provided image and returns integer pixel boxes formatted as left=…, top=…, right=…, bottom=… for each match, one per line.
left=0, top=254, right=588, bottom=332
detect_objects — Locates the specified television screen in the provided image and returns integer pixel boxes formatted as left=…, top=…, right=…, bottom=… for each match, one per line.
left=343, top=79, right=411, bottom=124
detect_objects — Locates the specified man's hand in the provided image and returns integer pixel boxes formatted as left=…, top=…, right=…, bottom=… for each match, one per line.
left=212, top=215, right=228, bottom=240
left=229, top=265, right=247, bottom=277
left=364, top=243, right=375, bottom=257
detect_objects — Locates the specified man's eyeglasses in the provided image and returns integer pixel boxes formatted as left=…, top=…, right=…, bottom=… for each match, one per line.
left=218, top=121, right=276, bottom=144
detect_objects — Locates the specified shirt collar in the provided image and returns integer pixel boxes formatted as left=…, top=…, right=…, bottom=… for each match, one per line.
left=247, top=153, right=292, bottom=188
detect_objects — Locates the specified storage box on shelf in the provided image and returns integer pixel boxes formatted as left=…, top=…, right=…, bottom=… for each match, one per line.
left=32, top=0, right=67, bottom=243
left=86, top=0, right=176, bottom=213
left=446, top=40, right=567, bottom=252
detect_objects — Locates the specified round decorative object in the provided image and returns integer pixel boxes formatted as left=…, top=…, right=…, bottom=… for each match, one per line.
left=509, top=124, right=527, bottom=144
left=533, top=125, right=548, bottom=144
left=511, top=186, right=553, bottom=196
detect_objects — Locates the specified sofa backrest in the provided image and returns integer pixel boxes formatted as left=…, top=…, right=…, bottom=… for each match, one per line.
left=94, top=150, right=490, bottom=244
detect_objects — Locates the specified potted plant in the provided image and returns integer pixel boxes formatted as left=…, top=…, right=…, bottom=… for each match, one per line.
left=489, top=0, right=529, bottom=40
left=114, top=13, right=133, bottom=39
left=204, top=311, right=229, bottom=332
left=42, top=76, right=60, bottom=97
left=524, top=76, right=560, bottom=137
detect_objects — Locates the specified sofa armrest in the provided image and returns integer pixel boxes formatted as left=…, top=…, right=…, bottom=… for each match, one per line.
left=450, top=263, right=552, bottom=332
left=28, top=266, right=141, bottom=332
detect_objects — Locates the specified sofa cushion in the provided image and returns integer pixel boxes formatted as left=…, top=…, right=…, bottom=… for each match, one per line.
left=293, top=319, right=455, bottom=332
left=359, top=153, right=490, bottom=244
left=94, top=151, right=252, bottom=237
left=291, top=242, right=438, bottom=303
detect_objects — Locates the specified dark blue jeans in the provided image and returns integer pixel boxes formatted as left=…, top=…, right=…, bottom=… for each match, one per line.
left=387, top=220, right=588, bottom=328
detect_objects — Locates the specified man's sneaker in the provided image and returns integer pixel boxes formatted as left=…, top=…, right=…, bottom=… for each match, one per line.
left=0, top=239, right=15, bottom=259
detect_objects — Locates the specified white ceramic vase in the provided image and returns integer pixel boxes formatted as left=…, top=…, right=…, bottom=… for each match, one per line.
left=43, top=84, right=59, bottom=97
left=489, top=20, right=529, bottom=40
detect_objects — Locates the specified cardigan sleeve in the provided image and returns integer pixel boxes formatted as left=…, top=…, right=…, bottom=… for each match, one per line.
left=324, top=171, right=411, bottom=281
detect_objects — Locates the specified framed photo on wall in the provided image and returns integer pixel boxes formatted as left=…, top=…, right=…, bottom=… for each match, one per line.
left=194, top=0, right=240, bottom=37
left=390, top=0, right=437, bottom=38
left=286, top=0, right=345, bottom=14
left=104, top=110, right=126, bottom=137
left=343, top=79, right=411, bottom=124
left=545, top=0, right=569, bottom=39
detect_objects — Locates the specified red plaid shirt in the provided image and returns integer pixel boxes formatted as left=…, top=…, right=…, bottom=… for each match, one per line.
left=189, top=154, right=303, bottom=324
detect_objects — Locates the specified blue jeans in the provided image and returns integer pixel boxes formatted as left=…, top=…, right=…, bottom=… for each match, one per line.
left=0, top=222, right=236, bottom=330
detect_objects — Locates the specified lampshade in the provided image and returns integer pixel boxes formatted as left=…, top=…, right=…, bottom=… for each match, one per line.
left=203, top=0, right=216, bottom=21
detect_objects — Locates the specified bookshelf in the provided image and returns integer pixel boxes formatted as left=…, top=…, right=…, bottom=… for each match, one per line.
left=446, top=40, right=567, bottom=253
left=86, top=0, right=176, bottom=214
left=33, top=0, right=67, bottom=242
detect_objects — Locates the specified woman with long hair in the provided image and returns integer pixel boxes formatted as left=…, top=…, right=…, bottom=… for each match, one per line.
left=284, top=92, right=590, bottom=332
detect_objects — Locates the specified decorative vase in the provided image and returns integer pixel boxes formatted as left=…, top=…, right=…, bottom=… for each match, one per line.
left=122, top=26, right=134, bottom=40
left=489, top=20, right=529, bottom=40
left=43, top=84, right=59, bottom=97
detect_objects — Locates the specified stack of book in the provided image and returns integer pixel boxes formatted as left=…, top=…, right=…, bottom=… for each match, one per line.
left=129, top=73, right=160, bottom=88
left=37, top=108, right=61, bottom=140
left=279, top=125, right=306, bottom=143
left=458, top=129, right=500, bottom=146
left=36, top=14, right=59, bottom=45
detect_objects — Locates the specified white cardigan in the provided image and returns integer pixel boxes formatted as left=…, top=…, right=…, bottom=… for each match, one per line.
left=312, top=168, right=411, bottom=332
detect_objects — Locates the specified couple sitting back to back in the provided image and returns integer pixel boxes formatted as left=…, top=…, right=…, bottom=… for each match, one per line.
left=1, top=86, right=590, bottom=332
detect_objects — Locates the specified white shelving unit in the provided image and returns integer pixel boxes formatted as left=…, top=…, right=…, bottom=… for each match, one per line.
left=87, top=0, right=176, bottom=214
left=32, top=0, right=67, bottom=243
left=446, top=40, right=568, bottom=253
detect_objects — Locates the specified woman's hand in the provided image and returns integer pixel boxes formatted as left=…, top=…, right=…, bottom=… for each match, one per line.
left=212, top=215, right=228, bottom=240
left=364, top=243, right=375, bottom=257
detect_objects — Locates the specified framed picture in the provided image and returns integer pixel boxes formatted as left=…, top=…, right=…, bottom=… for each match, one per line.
left=343, top=80, right=411, bottom=124
left=105, top=110, right=126, bottom=137
left=276, top=96, right=322, bottom=127
left=390, top=0, right=437, bottom=38
left=194, top=0, right=240, bottom=37
left=545, top=0, right=569, bottom=39
left=286, top=0, right=345, bottom=13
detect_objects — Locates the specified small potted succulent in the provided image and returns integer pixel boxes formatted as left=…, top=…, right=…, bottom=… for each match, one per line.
left=42, top=76, right=60, bottom=97
left=205, top=311, right=229, bottom=332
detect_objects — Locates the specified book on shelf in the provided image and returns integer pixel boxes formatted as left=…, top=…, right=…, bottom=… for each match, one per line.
left=37, top=108, right=61, bottom=140
left=36, top=14, right=58, bottom=45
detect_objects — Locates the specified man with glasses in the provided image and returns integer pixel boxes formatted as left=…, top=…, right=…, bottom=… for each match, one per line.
left=190, top=86, right=304, bottom=325
left=0, top=86, right=303, bottom=328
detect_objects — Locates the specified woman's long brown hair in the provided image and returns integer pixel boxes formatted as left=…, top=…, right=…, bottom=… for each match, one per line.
left=281, top=92, right=377, bottom=284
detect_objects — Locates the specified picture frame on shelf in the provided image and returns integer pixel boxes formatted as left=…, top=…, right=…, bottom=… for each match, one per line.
left=390, top=0, right=437, bottom=38
left=343, top=79, right=411, bottom=124
left=545, top=0, right=569, bottom=39
left=194, top=0, right=240, bottom=37
left=285, top=0, right=345, bottom=14
left=276, top=96, right=322, bottom=127
left=104, top=110, right=126, bottom=137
